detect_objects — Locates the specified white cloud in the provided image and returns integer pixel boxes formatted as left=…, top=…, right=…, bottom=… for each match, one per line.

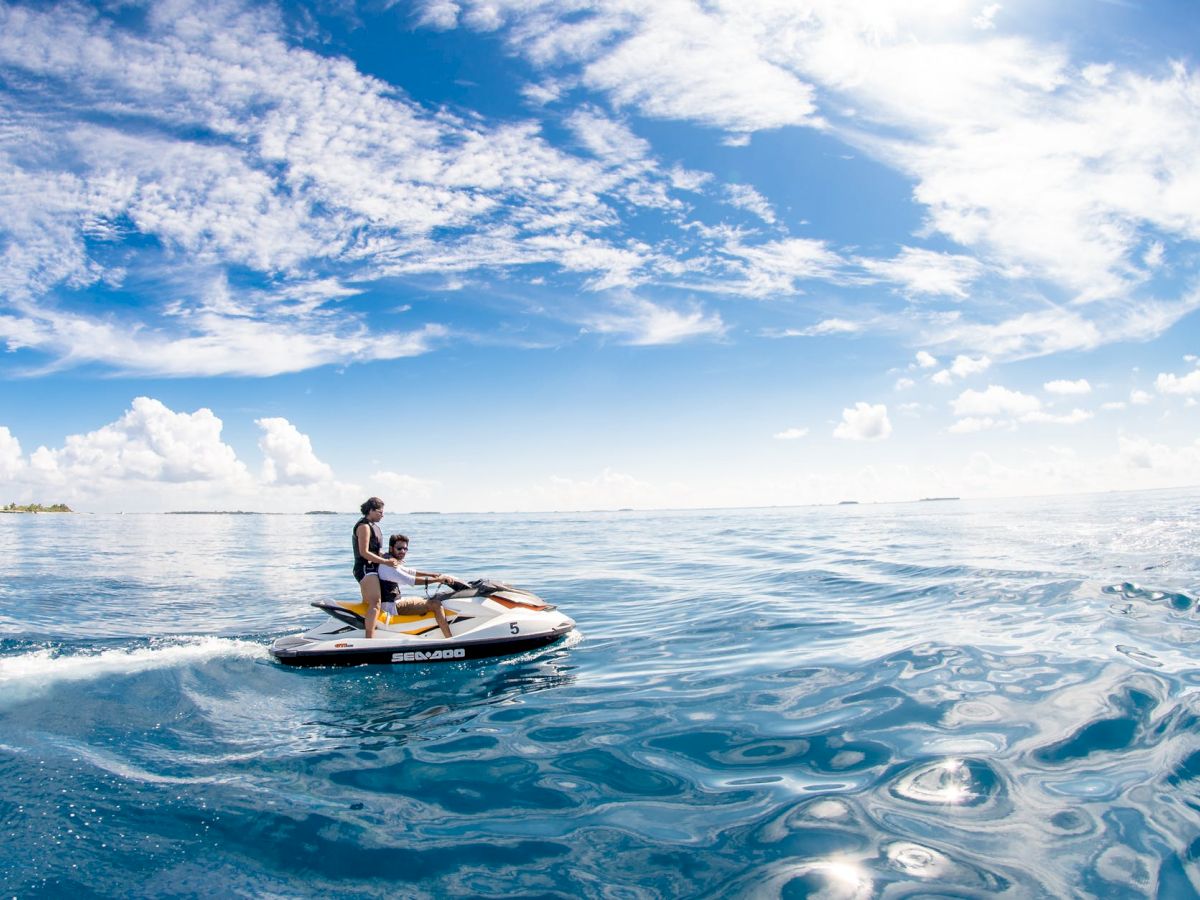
left=859, top=246, right=983, bottom=298
left=28, top=397, right=248, bottom=486
left=725, top=183, right=776, bottom=224
left=972, top=4, right=1001, bottom=30
left=0, top=426, right=24, bottom=480
left=1155, top=367, right=1200, bottom=396
left=582, top=295, right=725, bottom=345
left=576, top=5, right=820, bottom=134
left=0, top=0, right=734, bottom=374
left=520, top=79, right=564, bottom=105
left=1101, top=401, right=1126, bottom=411
left=0, top=299, right=449, bottom=378
left=952, top=385, right=1040, bottom=417
left=443, top=1, right=1200, bottom=310
left=773, top=427, right=809, bottom=440
left=894, top=377, right=915, bottom=390
left=717, top=237, right=845, bottom=298
left=833, top=403, right=892, bottom=441
left=930, top=309, right=1106, bottom=359
left=932, top=353, right=990, bottom=383
left=915, top=350, right=938, bottom=368
left=1021, top=408, right=1093, bottom=425
left=1044, top=378, right=1092, bottom=395
left=566, top=107, right=653, bottom=167
left=774, top=318, right=862, bottom=337
left=1130, top=389, right=1154, bottom=405
left=257, top=418, right=334, bottom=486
left=416, top=1, right=461, bottom=30
left=950, top=354, right=991, bottom=377
left=668, top=165, right=712, bottom=192
left=948, top=416, right=1002, bottom=433
left=1117, top=434, right=1200, bottom=474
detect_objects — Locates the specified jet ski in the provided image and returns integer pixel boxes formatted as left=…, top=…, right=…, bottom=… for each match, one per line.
left=270, top=579, right=575, bottom=667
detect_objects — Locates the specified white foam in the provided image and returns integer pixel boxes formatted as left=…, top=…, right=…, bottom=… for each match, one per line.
left=0, top=637, right=266, bottom=702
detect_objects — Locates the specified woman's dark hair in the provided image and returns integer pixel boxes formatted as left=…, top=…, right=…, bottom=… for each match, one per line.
left=360, top=497, right=384, bottom=516
left=389, top=533, right=410, bottom=549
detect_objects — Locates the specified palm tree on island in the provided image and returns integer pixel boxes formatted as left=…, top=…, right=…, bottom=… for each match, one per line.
left=2, top=502, right=73, bottom=513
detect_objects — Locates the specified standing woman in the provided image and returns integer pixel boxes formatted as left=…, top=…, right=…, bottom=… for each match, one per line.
left=352, top=497, right=397, bottom=638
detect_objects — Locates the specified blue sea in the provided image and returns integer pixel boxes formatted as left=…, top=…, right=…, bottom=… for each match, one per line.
left=2, top=489, right=1200, bottom=898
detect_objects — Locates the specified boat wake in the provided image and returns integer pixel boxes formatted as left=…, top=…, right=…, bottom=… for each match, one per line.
left=0, top=637, right=266, bottom=704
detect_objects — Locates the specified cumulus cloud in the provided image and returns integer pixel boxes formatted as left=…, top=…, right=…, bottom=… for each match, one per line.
left=833, top=403, right=892, bottom=441
left=0, top=398, right=376, bottom=511
left=773, top=427, right=809, bottom=440
left=915, top=350, right=938, bottom=368
left=1155, top=367, right=1200, bottom=396
left=951, top=384, right=1096, bottom=430
left=932, top=354, right=991, bottom=384
left=1130, top=389, right=1154, bottom=405
left=952, top=385, right=1041, bottom=418
left=28, top=397, right=248, bottom=486
left=0, top=426, right=24, bottom=480
left=257, top=418, right=335, bottom=486
left=1044, top=379, right=1092, bottom=395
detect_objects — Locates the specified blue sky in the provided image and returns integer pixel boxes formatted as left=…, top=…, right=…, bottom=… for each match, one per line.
left=0, top=0, right=1197, bottom=512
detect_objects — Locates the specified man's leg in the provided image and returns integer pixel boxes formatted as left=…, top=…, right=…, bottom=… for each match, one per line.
left=432, top=599, right=452, bottom=638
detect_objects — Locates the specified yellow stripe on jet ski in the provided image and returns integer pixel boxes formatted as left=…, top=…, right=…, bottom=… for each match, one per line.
left=338, top=600, right=460, bottom=631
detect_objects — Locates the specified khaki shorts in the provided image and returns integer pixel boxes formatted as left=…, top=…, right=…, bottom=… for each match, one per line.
left=391, top=596, right=441, bottom=615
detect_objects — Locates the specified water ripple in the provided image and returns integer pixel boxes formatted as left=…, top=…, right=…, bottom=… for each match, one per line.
left=3, top=490, right=1200, bottom=895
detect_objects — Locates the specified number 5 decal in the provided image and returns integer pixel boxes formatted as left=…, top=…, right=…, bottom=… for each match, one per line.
left=509, top=622, right=520, bottom=634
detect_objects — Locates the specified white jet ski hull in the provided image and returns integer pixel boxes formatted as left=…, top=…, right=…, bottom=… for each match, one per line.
left=271, top=582, right=575, bottom=667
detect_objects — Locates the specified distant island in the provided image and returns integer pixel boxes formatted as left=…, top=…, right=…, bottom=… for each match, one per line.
left=410, top=511, right=441, bottom=515
left=837, top=500, right=859, bottom=505
left=920, top=496, right=961, bottom=502
left=305, top=510, right=339, bottom=515
left=2, top=502, right=72, bottom=513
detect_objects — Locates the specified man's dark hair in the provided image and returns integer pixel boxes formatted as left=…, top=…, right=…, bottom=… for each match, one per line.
left=389, top=533, right=410, bottom=549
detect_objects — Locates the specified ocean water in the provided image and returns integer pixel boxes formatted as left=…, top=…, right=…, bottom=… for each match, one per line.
left=2, top=489, right=1200, bottom=898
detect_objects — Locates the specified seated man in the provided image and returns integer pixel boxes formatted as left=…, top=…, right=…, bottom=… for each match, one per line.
left=379, top=533, right=458, bottom=638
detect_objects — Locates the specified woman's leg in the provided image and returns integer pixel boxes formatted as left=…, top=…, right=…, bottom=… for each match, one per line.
left=360, top=574, right=382, bottom=638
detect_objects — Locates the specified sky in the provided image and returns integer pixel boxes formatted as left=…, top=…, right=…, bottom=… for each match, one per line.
left=0, top=0, right=1198, bottom=513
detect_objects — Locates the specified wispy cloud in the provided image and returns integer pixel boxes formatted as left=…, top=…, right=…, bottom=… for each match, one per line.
left=858, top=247, right=984, bottom=298
left=581, top=295, right=726, bottom=346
